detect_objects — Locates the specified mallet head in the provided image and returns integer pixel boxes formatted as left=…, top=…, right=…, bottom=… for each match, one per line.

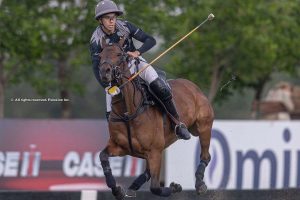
left=208, top=13, right=215, bottom=20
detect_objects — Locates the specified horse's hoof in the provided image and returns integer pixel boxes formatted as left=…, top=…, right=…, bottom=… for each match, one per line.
left=196, top=182, right=207, bottom=195
left=112, top=186, right=126, bottom=200
left=170, top=182, right=182, bottom=193
left=125, top=189, right=136, bottom=198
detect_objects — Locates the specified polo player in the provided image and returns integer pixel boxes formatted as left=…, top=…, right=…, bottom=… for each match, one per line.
left=90, top=0, right=191, bottom=140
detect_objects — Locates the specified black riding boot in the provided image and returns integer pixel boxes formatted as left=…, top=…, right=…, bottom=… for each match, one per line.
left=150, top=78, right=191, bottom=140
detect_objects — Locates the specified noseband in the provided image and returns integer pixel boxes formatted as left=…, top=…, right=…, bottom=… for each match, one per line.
left=101, top=59, right=123, bottom=80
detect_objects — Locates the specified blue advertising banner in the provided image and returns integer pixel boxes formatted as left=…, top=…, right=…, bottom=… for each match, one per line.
left=166, top=121, right=300, bottom=190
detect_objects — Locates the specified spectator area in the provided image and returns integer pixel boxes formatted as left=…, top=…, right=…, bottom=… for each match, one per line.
left=253, top=85, right=300, bottom=120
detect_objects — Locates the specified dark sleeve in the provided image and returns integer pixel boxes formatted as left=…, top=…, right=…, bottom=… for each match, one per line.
left=90, top=42, right=108, bottom=88
left=126, top=21, right=156, bottom=54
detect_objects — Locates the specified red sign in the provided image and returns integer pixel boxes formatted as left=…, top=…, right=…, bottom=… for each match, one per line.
left=0, top=120, right=144, bottom=191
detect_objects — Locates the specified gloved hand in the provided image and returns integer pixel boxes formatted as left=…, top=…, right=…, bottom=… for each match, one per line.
left=106, top=86, right=120, bottom=96
left=127, top=51, right=140, bottom=58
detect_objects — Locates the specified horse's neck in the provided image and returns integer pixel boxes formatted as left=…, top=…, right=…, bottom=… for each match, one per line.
left=122, top=80, right=142, bottom=115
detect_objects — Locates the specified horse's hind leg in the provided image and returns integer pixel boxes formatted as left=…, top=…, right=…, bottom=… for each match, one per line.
left=99, top=144, right=126, bottom=200
left=147, top=150, right=181, bottom=197
left=195, top=117, right=213, bottom=195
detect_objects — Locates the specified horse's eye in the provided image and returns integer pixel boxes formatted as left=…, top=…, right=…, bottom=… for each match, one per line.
left=116, top=53, right=122, bottom=57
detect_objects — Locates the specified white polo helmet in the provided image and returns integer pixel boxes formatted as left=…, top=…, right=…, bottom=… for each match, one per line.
left=95, top=0, right=123, bottom=20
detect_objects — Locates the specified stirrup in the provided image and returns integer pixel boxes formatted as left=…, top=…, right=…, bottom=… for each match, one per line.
left=175, top=122, right=187, bottom=129
left=174, top=122, right=191, bottom=140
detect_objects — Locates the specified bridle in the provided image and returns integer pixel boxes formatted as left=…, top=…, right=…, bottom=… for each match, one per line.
left=99, top=43, right=129, bottom=83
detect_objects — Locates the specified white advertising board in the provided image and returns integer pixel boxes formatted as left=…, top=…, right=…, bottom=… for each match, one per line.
left=165, top=121, right=300, bottom=190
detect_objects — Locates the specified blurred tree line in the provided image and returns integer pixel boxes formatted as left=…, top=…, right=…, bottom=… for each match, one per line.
left=0, top=0, right=299, bottom=119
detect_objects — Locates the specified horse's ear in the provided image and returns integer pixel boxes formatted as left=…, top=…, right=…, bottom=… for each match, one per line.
left=119, top=36, right=125, bottom=47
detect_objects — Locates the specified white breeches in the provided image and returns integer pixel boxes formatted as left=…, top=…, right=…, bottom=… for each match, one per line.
left=105, top=56, right=158, bottom=112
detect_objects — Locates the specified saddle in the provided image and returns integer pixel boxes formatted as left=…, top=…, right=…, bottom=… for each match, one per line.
left=134, top=68, right=169, bottom=112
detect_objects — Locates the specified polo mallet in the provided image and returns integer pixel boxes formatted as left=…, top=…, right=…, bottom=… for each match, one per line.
left=108, top=13, right=215, bottom=95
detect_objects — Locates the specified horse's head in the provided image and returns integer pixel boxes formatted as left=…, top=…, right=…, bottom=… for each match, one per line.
left=99, top=38, right=128, bottom=85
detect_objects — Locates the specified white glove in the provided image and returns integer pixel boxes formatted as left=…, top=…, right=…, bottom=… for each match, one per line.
left=106, top=86, right=120, bottom=96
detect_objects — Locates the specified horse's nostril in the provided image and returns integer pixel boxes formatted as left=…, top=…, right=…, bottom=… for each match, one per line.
left=106, top=68, right=111, bottom=74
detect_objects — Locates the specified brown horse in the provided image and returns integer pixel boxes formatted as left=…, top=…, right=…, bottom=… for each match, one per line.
left=98, top=38, right=214, bottom=200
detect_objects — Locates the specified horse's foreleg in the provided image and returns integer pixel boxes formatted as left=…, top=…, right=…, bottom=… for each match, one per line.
left=147, top=151, right=181, bottom=197
left=99, top=147, right=125, bottom=200
left=149, top=151, right=171, bottom=197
